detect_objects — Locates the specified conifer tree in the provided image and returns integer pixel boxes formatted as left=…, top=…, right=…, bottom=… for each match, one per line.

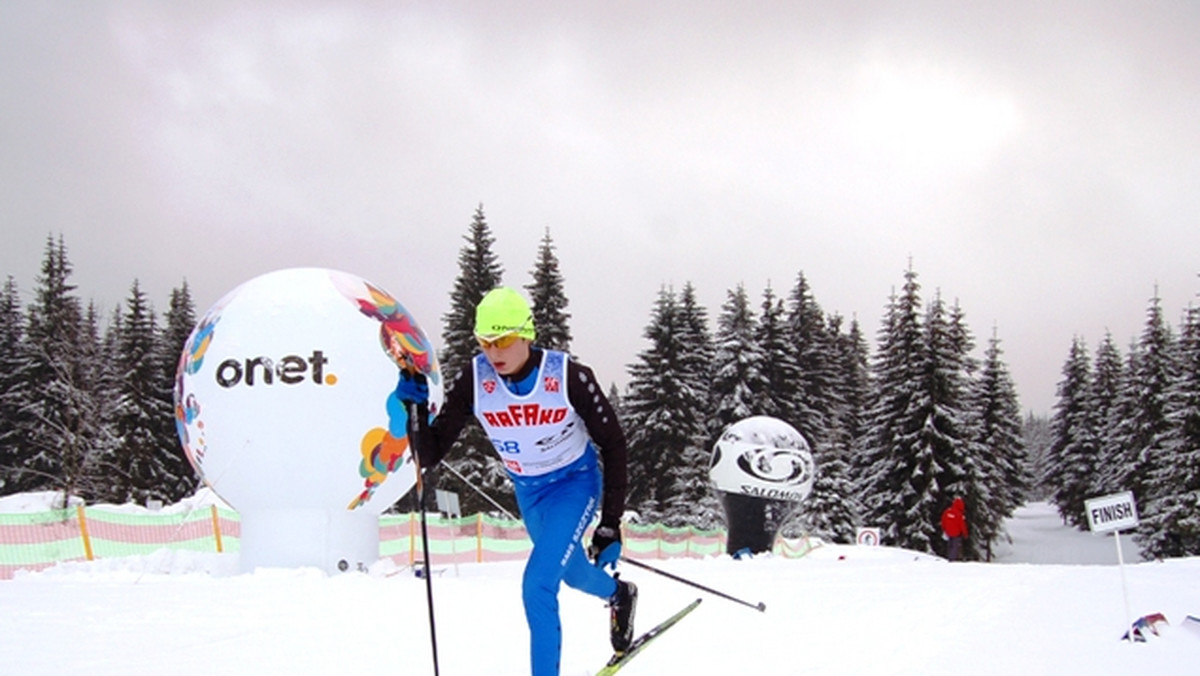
left=1097, top=343, right=1143, bottom=497
left=857, top=267, right=927, bottom=549
left=1046, top=337, right=1097, bottom=526
left=1113, top=294, right=1176, bottom=508
left=1139, top=303, right=1200, bottom=558
left=914, top=292, right=980, bottom=558
left=624, top=286, right=686, bottom=521
left=17, top=235, right=97, bottom=501
left=106, top=281, right=174, bottom=505
left=709, top=284, right=765, bottom=442
left=675, top=283, right=713, bottom=420
left=798, top=313, right=863, bottom=544
left=1088, top=333, right=1124, bottom=495
left=785, top=272, right=835, bottom=449
left=436, top=206, right=511, bottom=515
left=157, top=281, right=199, bottom=499
left=972, top=331, right=1028, bottom=559
left=0, top=277, right=32, bottom=495
left=80, top=301, right=119, bottom=500
left=795, top=435, right=858, bottom=543
left=607, top=383, right=624, bottom=422
left=834, top=315, right=873, bottom=445
left=1022, top=413, right=1053, bottom=501
left=661, top=283, right=719, bottom=527
left=441, top=205, right=505, bottom=377
left=755, top=284, right=796, bottom=421
left=525, top=228, right=571, bottom=353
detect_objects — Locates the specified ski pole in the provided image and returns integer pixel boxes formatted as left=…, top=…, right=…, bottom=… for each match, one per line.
left=408, top=402, right=441, bottom=676
left=445, top=459, right=767, bottom=612
left=618, top=556, right=767, bottom=612
left=443, top=462, right=518, bottom=519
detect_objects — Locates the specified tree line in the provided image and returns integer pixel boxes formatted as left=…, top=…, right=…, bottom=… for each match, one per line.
left=1041, top=293, right=1200, bottom=559
left=0, top=235, right=197, bottom=506
left=436, top=208, right=1026, bottom=561
left=4, top=214, right=1197, bottom=562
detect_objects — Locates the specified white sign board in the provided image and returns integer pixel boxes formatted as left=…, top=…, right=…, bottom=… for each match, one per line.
left=1085, top=491, right=1139, bottom=533
left=436, top=489, right=461, bottom=518
left=856, top=527, right=880, bottom=547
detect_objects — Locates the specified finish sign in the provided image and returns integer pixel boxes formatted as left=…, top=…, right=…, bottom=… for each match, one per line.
left=1083, top=491, right=1141, bottom=642
left=1085, top=491, right=1139, bottom=533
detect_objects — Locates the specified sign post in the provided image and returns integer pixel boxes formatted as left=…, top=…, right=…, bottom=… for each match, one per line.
left=436, top=490, right=462, bottom=576
left=1085, top=491, right=1139, bottom=642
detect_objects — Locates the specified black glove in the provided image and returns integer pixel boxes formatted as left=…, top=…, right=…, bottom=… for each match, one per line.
left=589, top=524, right=622, bottom=570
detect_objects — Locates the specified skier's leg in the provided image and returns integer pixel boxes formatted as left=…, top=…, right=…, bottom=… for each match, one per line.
left=947, top=536, right=962, bottom=561
left=559, top=467, right=618, bottom=599
left=518, top=498, right=563, bottom=676
left=518, top=471, right=616, bottom=676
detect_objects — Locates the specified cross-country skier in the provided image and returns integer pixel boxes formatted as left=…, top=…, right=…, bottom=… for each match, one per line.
left=392, top=286, right=637, bottom=676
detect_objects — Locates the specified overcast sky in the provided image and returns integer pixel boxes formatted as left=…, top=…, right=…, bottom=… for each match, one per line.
left=3, top=1, right=1199, bottom=415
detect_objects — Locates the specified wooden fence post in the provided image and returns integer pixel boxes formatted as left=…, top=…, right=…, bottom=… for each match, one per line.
left=76, top=505, right=94, bottom=562
left=476, top=513, right=483, bottom=563
left=409, top=512, right=417, bottom=565
left=210, top=504, right=224, bottom=553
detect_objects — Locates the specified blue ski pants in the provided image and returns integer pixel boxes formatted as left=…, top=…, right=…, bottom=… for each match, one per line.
left=514, top=460, right=619, bottom=676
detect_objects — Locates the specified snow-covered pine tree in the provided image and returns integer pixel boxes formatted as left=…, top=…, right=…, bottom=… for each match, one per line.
left=1094, top=342, right=1142, bottom=506
left=662, top=283, right=720, bottom=528
left=607, top=383, right=624, bottom=422
left=835, top=315, right=873, bottom=445
left=1113, top=293, right=1176, bottom=512
left=624, top=286, right=686, bottom=522
left=1138, top=303, right=1200, bottom=558
left=795, top=312, right=861, bottom=544
left=525, top=228, right=571, bottom=353
left=1046, top=337, right=1098, bottom=527
left=0, top=277, right=32, bottom=496
left=755, top=284, right=798, bottom=422
left=972, top=330, right=1029, bottom=559
left=857, top=267, right=927, bottom=549
left=784, top=272, right=834, bottom=450
left=442, top=205, right=505, bottom=376
left=1021, top=413, right=1053, bottom=501
left=709, top=284, right=765, bottom=443
left=105, top=281, right=175, bottom=505
left=156, top=281, right=199, bottom=500
left=79, top=302, right=118, bottom=500
left=436, top=205, right=512, bottom=516
left=1088, top=332, right=1124, bottom=496
left=17, top=235, right=97, bottom=503
left=914, top=292, right=980, bottom=559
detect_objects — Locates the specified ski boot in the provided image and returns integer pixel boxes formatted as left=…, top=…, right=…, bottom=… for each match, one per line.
left=609, top=575, right=638, bottom=653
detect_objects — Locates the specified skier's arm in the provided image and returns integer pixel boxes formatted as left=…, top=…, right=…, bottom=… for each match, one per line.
left=567, top=360, right=628, bottom=529
left=407, top=366, right=475, bottom=469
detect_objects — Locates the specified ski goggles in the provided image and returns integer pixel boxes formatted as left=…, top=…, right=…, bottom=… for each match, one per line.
left=476, top=332, right=522, bottom=350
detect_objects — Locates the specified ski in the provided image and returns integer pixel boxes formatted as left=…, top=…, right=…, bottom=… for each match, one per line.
left=596, top=598, right=702, bottom=675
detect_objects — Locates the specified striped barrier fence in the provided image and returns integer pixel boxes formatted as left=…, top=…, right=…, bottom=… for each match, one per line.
left=2, top=507, right=817, bottom=579
left=0, top=504, right=239, bottom=579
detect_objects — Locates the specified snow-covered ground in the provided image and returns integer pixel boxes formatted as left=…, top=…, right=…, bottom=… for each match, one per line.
left=1, top=499, right=1197, bottom=675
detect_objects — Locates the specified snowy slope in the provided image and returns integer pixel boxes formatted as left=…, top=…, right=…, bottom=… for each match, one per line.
left=0, top=501, right=1196, bottom=675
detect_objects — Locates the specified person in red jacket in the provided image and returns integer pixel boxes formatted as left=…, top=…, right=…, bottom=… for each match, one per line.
left=941, top=497, right=968, bottom=561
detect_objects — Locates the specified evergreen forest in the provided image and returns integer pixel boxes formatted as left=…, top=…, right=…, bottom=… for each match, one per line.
left=3, top=213, right=1198, bottom=562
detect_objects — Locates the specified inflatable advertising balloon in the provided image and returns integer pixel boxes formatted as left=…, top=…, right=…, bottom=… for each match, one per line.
left=173, top=268, right=443, bottom=574
left=709, top=416, right=815, bottom=556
